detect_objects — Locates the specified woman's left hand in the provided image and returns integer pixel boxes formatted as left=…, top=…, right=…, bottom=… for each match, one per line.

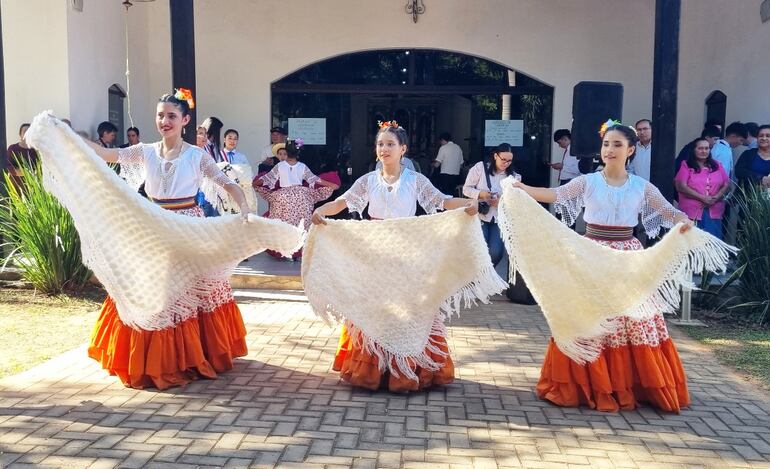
left=464, top=200, right=478, bottom=216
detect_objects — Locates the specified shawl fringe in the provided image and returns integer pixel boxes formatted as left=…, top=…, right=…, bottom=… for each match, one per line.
left=498, top=180, right=737, bottom=365
left=307, top=259, right=506, bottom=380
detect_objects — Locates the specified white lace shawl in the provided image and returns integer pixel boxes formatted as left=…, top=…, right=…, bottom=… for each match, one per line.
left=302, top=208, right=508, bottom=381
left=497, top=178, right=737, bottom=364
left=200, top=162, right=258, bottom=213
left=24, top=112, right=304, bottom=330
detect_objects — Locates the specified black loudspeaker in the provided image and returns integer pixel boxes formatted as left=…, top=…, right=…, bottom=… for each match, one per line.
left=570, top=81, right=623, bottom=157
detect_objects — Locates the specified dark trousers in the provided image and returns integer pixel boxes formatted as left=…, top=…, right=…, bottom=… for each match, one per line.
left=439, top=173, right=461, bottom=196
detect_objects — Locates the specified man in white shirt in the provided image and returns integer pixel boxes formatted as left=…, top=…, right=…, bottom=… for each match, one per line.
left=222, top=129, right=250, bottom=166
left=629, top=119, right=652, bottom=181
left=432, top=132, right=464, bottom=195
left=549, top=129, right=581, bottom=185
left=259, top=126, right=287, bottom=166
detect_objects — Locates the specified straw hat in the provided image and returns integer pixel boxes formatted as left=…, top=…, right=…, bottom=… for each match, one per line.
left=271, top=143, right=286, bottom=156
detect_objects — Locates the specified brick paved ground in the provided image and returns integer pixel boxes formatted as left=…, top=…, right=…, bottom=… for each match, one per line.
left=2, top=293, right=770, bottom=468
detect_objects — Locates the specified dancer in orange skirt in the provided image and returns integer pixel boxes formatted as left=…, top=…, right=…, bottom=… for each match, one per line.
left=84, top=90, right=254, bottom=389
left=512, top=121, right=694, bottom=413
left=311, top=121, right=479, bottom=392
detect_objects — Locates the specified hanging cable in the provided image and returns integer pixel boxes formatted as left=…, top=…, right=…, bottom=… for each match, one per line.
left=123, top=1, right=135, bottom=128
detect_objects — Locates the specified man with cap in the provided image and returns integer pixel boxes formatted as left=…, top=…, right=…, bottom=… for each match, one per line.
left=259, top=126, right=287, bottom=166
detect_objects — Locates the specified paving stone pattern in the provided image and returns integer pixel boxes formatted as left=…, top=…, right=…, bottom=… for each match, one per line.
left=2, top=297, right=770, bottom=468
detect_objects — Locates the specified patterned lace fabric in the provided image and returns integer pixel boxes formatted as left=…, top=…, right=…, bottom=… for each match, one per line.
left=343, top=169, right=448, bottom=219
left=553, top=173, right=684, bottom=237
left=589, top=237, right=670, bottom=349
left=118, top=143, right=234, bottom=196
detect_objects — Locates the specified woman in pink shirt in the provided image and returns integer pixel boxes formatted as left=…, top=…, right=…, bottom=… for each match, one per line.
left=674, top=137, right=730, bottom=239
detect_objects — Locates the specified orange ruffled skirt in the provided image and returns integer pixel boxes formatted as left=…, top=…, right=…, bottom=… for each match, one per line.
left=88, top=297, right=248, bottom=390
left=332, top=324, right=454, bottom=392
left=537, top=337, right=690, bottom=413
left=536, top=234, right=690, bottom=413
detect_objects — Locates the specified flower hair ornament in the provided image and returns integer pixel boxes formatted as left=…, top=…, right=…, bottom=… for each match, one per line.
left=174, top=88, right=195, bottom=109
left=378, top=120, right=400, bottom=130
left=599, top=118, right=622, bottom=137
left=287, top=137, right=304, bottom=149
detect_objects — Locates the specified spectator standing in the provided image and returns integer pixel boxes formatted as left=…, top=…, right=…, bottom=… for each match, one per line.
left=549, top=129, right=581, bottom=185
left=745, top=122, right=759, bottom=149
left=674, top=138, right=730, bottom=239
left=676, top=125, right=723, bottom=177
left=96, top=121, right=118, bottom=148
left=201, top=117, right=224, bottom=162
left=432, top=132, right=463, bottom=195
left=259, top=126, right=287, bottom=166
left=735, top=124, right=770, bottom=191
left=629, top=119, right=652, bottom=180
left=6, top=123, right=37, bottom=178
left=221, top=129, right=249, bottom=165
left=195, top=126, right=207, bottom=148
left=724, top=122, right=748, bottom=173
left=463, top=143, right=520, bottom=267
left=119, top=127, right=141, bottom=148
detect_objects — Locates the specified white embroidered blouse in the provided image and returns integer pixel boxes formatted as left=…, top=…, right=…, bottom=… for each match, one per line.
left=342, top=169, right=451, bottom=219
left=553, top=172, right=684, bottom=237
left=118, top=143, right=233, bottom=199
left=260, top=160, right=319, bottom=189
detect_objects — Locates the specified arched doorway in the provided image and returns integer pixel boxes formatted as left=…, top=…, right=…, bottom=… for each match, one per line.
left=705, top=90, right=727, bottom=129
left=271, top=49, right=553, bottom=191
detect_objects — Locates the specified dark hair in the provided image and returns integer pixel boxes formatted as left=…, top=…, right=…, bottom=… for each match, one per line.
left=19, top=123, right=31, bottom=134
left=285, top=139, right=301, bottom=159
left=126, top=126, right=139, bottom=136
left=201, top=117, right=224, bottom=153
left=757, top=124, right=770, bottom=135
left=553, top=129, right=571, bottom=142
left=745, top=122, right=759, bottom=138
left=602, top=124, right=638, bottom=162
left=376, top=125, right=409, bottom=147
left=97, top=121, right=118, bottom=137
left=635, top=119, right=652, bottom=127
left=439, top=132, right=452, bottom=142
left=686, top=137, right=718, bottom=173
left=158, top=93, right=191, bottom=116
left=701, top=125, right=722, bottom=139
left=725, top=121, right=748, bottom=139
left=224, top=128, right=239, bottom=138
left=488, top=143, right=516, bottom=177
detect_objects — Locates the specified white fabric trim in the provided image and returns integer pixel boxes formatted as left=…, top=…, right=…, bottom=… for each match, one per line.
left=302, top=208, right=507, bottom=381
left=25, top=112, right=304, bottom=331
left=497, top=177, right=737, bottom=364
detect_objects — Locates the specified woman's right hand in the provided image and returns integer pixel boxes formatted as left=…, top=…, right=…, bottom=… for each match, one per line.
left=311, top=210, right=327, bottom=225
left=478, top=190, right=492, bottom=200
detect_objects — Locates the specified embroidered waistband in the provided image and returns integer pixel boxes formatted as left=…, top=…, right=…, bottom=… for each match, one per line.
left=585, top=224, right=634, bottom=241
left=150, top=196, right=197, bottom=211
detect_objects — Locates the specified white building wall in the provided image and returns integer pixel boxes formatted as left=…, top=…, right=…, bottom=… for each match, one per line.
left=65, top=0, right=130, bottom=140
left=2, top=0, right=69, bottom=146
left=678, top=0, right=770, bottom=149
left=183, top=0, right=655, bottom=167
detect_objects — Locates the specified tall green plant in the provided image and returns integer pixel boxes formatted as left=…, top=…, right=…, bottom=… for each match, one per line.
left=730, top=184, right=770, bottom=323
left=0, top=156, right=91, bottom=294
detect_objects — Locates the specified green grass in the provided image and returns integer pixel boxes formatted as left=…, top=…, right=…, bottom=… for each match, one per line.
left=0, top=286, right=104, bottom=378
left=682, top=324, right=770, bottom=387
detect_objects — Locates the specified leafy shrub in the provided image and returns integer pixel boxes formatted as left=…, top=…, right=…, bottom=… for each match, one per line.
left=0, top=156, right=91, bottom=294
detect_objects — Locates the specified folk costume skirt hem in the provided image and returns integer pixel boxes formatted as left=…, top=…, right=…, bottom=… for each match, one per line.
left=536, top=337, right=690, bottom=413
left=332, top=325, right=455, bottom=393
left=88, top=296, right=248, bottom=390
